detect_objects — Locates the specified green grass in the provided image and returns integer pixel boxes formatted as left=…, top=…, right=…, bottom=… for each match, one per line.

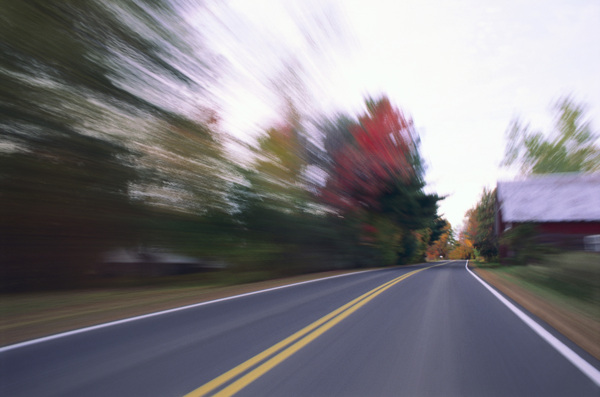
left=479, top=252, right=600, bottom=321
left=472, top=261, right=501, bottom=269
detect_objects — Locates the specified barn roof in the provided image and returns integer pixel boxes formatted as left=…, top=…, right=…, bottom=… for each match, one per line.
left=497, top=173, right=600, bottom=223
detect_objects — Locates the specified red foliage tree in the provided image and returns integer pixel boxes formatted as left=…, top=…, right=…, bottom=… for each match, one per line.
left=321, top=97, right=418, bottom=213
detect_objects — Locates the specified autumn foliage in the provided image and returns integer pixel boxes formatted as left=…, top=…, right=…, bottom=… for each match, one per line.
left=321, top=97, right=418, bottom=213
left=426, top=220, right=453, bottom=260
left=308, top=96, right=442, bottom=265
left=448, top=188, right=498, bottom=261
left=449, top=229, right=474, bottom=260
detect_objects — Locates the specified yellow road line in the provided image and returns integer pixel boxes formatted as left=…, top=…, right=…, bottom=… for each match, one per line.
left=185, top=263, right=445, bottom=397
left=185, top=271, right=415, bottom=397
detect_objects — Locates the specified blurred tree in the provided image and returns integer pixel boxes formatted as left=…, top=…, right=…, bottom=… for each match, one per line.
left=0, top=0, right=227, bottom=289
left=311, top=113, right=356, bottom=170
left=449, top=225, right=475, bottom=260
left=426, top=220, right=453, bottom=260
left=462, top=188, right=498, bottom=262
left=320, top=97, right=418, bottom=213
left=428, top=216, right=449, bottom=245
left=228, top=101, right=332, bottom=274
left=131, top=111, right=231, bottom=216
left=0, top=134, right=139, bottom=290
left=1, top=1, right=444, bottom=286
left=408, top=216, right=448, bottom=262
left=463, top=208, right=479, bottom=247
left=502, top=96, right=600, bottom=174
left=316, top=97, right=442, bottom=265
left=250, top=121, right=310, bottom=213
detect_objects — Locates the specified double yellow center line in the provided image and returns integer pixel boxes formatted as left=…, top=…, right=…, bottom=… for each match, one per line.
left=185, top=262, right=445, bottom=397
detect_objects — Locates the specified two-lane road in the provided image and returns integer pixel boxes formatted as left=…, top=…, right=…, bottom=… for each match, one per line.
left=1, top=261, right=599, bottom=396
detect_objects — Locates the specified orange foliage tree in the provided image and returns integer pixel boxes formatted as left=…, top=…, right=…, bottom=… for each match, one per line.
left=426, top=220, right=453, bottom=260
left=449, top=229, right=474, bottom=259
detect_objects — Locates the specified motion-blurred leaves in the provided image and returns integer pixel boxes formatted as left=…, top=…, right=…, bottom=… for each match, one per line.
left=503, top=96, right=600, bottom=175
left=0, top=1, right=443, bottom=290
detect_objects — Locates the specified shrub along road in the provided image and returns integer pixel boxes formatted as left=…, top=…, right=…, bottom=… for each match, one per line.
left=1, top=261, right=599, bottom=396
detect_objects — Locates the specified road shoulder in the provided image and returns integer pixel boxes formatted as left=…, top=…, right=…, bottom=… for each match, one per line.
left=0, top=268, right=372, bottom=348
left=474, top=266, right=600, bottom=361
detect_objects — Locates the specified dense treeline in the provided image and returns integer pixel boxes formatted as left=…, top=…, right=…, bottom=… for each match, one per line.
left=447, top=188, right=497, bottom=261
left=0, top=1, right=444, bottom=291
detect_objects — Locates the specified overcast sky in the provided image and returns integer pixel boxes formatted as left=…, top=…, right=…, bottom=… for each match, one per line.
left=202, top=0, right=600, bottom=230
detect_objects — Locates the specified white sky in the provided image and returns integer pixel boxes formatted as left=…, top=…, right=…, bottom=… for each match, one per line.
left=201, top=0, right=600, bottom=231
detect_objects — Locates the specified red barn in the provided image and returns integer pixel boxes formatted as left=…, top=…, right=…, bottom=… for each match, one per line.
left=496, top=173, right=600, bottom=254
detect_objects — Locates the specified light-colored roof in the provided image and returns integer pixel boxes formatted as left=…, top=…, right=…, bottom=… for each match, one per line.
left=497, top=173, right=600, bottom=222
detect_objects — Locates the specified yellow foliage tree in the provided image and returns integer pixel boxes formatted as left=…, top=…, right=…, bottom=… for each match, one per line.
left=426, top=220, right=453, bottom=260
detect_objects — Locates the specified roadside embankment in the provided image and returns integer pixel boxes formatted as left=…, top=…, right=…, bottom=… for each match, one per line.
left=473, top=258, right=600, bottom=361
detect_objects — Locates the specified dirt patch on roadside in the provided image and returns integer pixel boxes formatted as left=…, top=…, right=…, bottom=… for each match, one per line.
left=0, top=269, right=368, bottom=348
left=474, top=267, right=600, bottom=361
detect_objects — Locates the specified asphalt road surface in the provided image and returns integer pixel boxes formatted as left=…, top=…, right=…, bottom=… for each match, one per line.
left=1, top=260, right=599, bottom=396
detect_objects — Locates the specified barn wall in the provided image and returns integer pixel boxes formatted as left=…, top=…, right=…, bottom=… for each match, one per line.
left=516, top=222, right=600, bottom=251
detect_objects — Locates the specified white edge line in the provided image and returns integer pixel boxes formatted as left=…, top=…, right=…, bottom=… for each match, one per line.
left=0, top=269, right=387, bottom=354
left=465, top=260, right=600, bottom=387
